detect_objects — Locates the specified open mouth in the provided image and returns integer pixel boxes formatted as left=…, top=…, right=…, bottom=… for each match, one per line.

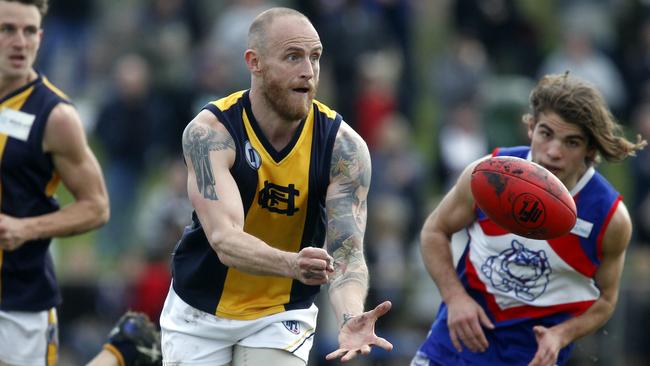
left=9, top=55, right=26, bottom=64
left=541, top=164, right=561, bottom=174
left=292, top=87, right=310, bottom=93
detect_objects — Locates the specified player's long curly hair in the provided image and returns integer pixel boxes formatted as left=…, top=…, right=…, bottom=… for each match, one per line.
left=523, top=72, right=647, bottom=164
left=5, top=0, right=48, bottom=16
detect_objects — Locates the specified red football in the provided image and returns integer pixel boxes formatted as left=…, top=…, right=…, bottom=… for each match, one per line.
left=470, top=156, right=577, bottom=239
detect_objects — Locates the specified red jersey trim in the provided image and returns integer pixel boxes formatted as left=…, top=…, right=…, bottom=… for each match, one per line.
left=596, top=195, right=622, bottom=262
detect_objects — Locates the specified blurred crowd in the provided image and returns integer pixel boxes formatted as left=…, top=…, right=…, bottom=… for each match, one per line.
left=41, top=0, right=650, bottom=365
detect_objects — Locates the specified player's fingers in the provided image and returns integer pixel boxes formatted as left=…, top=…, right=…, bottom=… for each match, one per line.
left=372, top=336, right=393, bottom=351
left=478, top=308, right=494, bottom=329
left=301, top=246, right=330, bottom=260
left=325, top=348, right=347, bottom=360
left=370, top=301, right=392, bottom=318
left=361, top=344, right=372, bottom=355
left=528, top=347, right=549, bottom=366
left=469, top=320, right=489, bottom=351
left=528, top=353, right=541, bottom=366
left=449, top=327, right=463, bottom=353
left=459, top=322, right=482, bottom=352
left=306, top=258, right=329, bottom=272
left=341, top=349, right=361, bottom=362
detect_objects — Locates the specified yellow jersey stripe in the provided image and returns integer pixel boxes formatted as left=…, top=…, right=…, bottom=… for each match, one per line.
left=1, top=86, right=34, bottom=110
left=0, top=134, right=7, bottom=205
left=42, top=77, right=69, bottom=101
left=212, top=90, right=246, bottom=111
left=45, top=172, right=60, bottom=197
left=313, top=99, right=337, bottom=119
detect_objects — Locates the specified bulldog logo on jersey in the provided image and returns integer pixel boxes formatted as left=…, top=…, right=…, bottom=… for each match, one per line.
left=244, top=140, right=262, bottom=170
left=258, top=181, right=300, bottom=216
left=282, top=320, right=301, bottom=335
left=481, top=240, right=551, bottom=301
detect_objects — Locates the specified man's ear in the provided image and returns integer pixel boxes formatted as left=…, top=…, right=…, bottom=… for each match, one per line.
left=245, top=49, right=261, bottom=74
left=527, top=118, right=535, bottom=140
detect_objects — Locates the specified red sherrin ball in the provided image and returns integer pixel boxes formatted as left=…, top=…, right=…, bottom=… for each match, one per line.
left=470, top=156, right=577, bottom=239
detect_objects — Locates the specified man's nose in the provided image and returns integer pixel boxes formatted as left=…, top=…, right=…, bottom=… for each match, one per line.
left=300, top=58, right=314, bottom=80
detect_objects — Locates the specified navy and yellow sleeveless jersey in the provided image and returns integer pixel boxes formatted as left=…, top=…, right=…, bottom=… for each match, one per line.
left=172, top=90, right=342, bottom=320
left=0, top=74, right=69, bottom=311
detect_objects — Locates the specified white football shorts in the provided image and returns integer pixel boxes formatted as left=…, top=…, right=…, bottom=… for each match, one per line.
left=160, top=285, right=318, bottom=365
left=0, top=308, right=58, bottom=366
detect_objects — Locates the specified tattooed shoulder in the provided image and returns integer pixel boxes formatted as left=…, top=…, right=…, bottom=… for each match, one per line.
left=330, top=123, right=371, bottom=185
left=182, top=119, right=235, bottom=200
left=182, top=120, right=235, bottom=155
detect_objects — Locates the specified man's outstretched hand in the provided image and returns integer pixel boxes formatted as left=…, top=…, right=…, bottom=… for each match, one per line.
left=325, top=301, right=393, bottom=362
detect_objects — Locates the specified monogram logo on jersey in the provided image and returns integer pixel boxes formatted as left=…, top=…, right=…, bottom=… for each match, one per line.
left=244, top=140, right=262, bottom=170
left=481, top=240, right=551, bottom=301
left=513, top=193, right=545, bottom=229
left=282, top=320, right=301, bottom=335
left=258, top=181, right=300, bottom=215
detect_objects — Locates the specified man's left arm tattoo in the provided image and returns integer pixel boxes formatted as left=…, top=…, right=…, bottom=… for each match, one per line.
left=182, top=123, right=235, bottom=200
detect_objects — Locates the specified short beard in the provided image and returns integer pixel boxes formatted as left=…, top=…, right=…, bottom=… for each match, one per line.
left=261, top=74, right=315, bottom=122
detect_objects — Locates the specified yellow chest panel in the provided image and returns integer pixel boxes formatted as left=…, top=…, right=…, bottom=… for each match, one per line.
left=217, top=108, right=315, bottom=319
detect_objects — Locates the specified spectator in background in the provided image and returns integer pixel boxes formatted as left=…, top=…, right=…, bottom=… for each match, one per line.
left=621, top=17, right=650, bottom=118
left=437, top=99, right=488, bottom=190
left=305, top=0, right=384, bottom=129
left=132, top=0, right=203, bottom=158
left=94, top=53, right=158, bottom=260
left=431, top=33, right=489, bottom=118
left=207, top=0, right=273, bottom=91
left=128, top=159, right=193, bottom=323
left=453, top=0, right=542, bottom=76
left=366, top=113, right=426, bottom=332
left=355, top=50, right=398, bottom=150
left=539, top=27, right=627, bottom=116
left=363, top=0, right=416, bottom=119
left=369, top=112, right=426, bottom=245
left=35, top=0, right=96, bottom=96
left=0, top=1, right=109, bottom=364
left=137, top=158, right=192, bottom=259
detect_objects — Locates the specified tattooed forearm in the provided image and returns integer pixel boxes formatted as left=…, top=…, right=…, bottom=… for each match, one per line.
left=328, top=235, right=368, bottom=290
left=182, top=122, right=235, bottom=200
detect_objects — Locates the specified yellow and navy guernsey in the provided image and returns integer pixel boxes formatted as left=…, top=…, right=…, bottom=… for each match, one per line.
left=172, top=90, right=342, bottom=320
left=0, top=74, right=69, bottom=311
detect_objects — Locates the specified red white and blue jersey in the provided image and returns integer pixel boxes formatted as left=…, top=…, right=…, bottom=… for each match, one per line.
left=417, top=146, right=621, bottom=365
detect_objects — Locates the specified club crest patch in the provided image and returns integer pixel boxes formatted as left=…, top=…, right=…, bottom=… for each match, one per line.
left=480, top=239, right=551, bottom=301
left=282, top=320, right=300, bottom=335
left=244, top=140, right=261, bottom=170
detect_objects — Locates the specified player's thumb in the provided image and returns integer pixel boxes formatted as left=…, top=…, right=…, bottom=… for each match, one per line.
left=479, top=309, right=495, bottom=329
left=533, top=325, right=546, bottom=336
